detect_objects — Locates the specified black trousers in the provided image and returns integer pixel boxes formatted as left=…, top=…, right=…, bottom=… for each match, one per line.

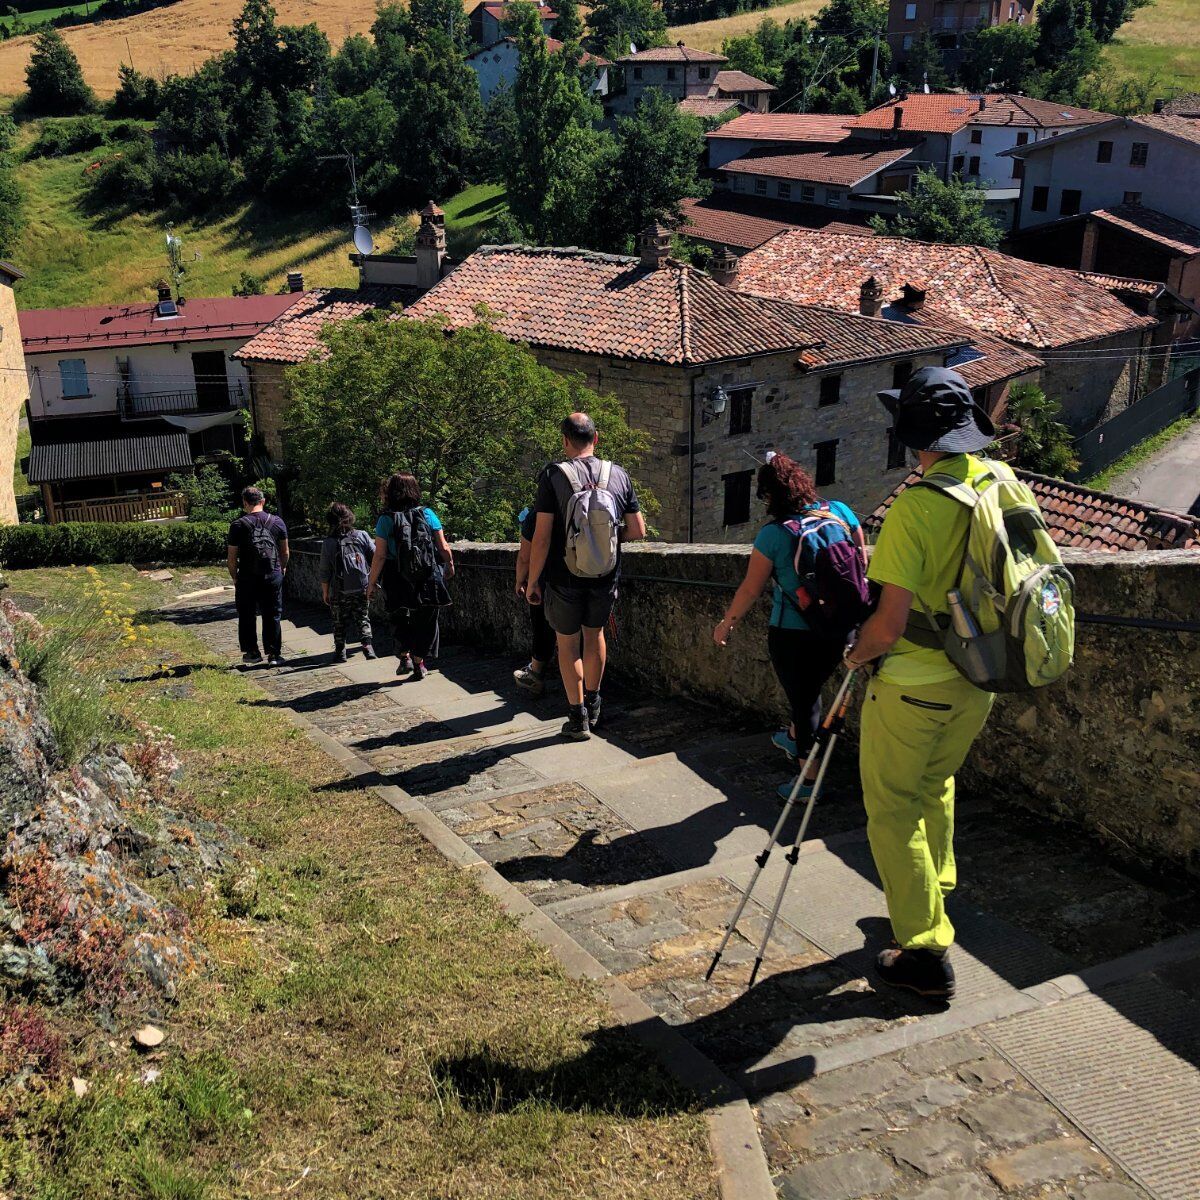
left=767, top=626, right=846, bottom=747
left=236, top=572, right=283, bottom=657
left=390, top=605, right=440, bottom=660
left=528, top=599, right=556, bottom=665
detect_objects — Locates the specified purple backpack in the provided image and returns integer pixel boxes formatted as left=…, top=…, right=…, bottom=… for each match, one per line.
left=780, top=508, right=871, bottom=640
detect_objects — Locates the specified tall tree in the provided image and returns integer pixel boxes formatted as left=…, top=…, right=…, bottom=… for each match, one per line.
left=961, top=23, right=1040, bottom=93
left=284, top=314, right=650, bottom=539
left=598, top=89, right=708, bottom=250
left=1088, top=0, right=1151, bottom=44
left=505, top=2, right=612, bottom=243
left=901, top=29, right=950, bottom=90
left=869, top=169, right=1002, bottom=247
left=554, top=0, right=584, bottom=46
left=0, top=116, right=22, bottom=258
left=1035, top=0, right=1101, bottom=99
left=24, top=28, right=95, bottom=115
left=586, top=0, right=667, bottom=60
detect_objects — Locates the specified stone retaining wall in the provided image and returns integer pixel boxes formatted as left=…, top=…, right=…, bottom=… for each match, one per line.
left=288, top=540, right=1200, bottom=875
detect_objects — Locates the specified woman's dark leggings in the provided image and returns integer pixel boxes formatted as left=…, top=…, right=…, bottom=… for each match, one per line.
left=529, top=599, right=556, bottom=665
left=767, top=626, right=847, bottom=750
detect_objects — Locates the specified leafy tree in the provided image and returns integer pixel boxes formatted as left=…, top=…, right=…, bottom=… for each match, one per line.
left=24, top=28, right=95, bottom=115
left=829, top=83, right=865, bottom=113
left=0, top=116, right=22, bottom=258
left=1035, top=0, right=1101, bottom=100
left=554, top=0, right=584, bottom=46
left=505, top=3, right=612, bottom=243
left=598, top=90, right=708, bottom=250
left=961, top=23, right=1040, bottom=92
left=283, top=313, right=650, bottom=539
left=168, top=461, right=238, bottom=523
left=475, top=84, right=518, bottom=183
left=586, top=0, right=667, bottom=60
left=722, top=18, right=789, bottom=86
left=408, top=0, right=471, bottom=51
left=869, top=169, right=1002, bottom=247
left=109, top=64, right=160, bottom=118
left=1073, top=69, right=1162, bottom=115
left=901, top=29, right=950, bottom=90
left=329, top=33, right=379, bottom=95
left=1088, top=0, right=1151, bottom=43
left=233, top=270, right=265, bottom=296
left=1006, top=383, right=1079, bottom=477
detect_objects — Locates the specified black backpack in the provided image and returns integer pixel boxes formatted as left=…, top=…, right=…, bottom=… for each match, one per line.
left=244, top=513, right=280, bottom=575
left=390, top=508, right=437, bottom=592
left=334, top=531, right=372, bottom=594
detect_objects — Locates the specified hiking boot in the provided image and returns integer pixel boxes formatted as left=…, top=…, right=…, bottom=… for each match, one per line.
left=412, top=660, right=429, bottom=681
left=241, top=651, right=263, bottom=665
left=777, top=778, right=813, bottom=806
left=584, top=690, right=602, bottom=728
left=396, top=653, right=413, bottom=676
left=513, top=663, right=545, bottom=696
left=561, top=707, right=591, bottom=741
left=362, top=644, right=377, bottom=660
left=334, top=647, right=348, bottom=663
left=771, top=730, right=798, bottom=761
left=874, top=948, right=956, bottom=1001
left=267, top=655, right=286, bottom=668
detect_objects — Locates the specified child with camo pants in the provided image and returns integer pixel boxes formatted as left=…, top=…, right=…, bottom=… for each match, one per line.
left=319, top=502, right=377, bottom=663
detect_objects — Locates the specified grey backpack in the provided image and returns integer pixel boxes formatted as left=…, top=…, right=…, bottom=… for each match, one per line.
left=557, top=459, right=620, bottom=578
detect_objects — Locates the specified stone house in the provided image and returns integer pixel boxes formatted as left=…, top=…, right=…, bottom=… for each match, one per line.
left=240, top=223, right=1001, bottom=539
left=609, top=44, right=773, bottom=119
left=468, top=0, right=556, bottom=47
left=19, top=285, right=303, bottom=523
left=466, top=36, right=609, bottom=104
left=729, top=228, right=1157, bottom=432
left=0, top=260, right=28, bottom=524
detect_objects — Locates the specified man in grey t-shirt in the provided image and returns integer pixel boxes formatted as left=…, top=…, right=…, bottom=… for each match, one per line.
left=527, top=413, right=645, bottom=740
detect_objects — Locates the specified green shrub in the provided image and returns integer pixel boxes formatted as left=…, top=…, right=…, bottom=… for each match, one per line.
left=0, top=521, right=226, bottom=570
left=27, top=115, right=108, bottom=159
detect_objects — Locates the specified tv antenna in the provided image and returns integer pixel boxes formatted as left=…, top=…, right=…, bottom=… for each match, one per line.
left=319, top=149, right=374, bottom=256
left=165, top=223, right=185, bottom=299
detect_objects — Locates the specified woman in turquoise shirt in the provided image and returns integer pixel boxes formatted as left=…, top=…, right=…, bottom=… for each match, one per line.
left=713, top=452, right=866, bottom=801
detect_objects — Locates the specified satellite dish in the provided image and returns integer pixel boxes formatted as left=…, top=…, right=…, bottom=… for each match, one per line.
left=353, top=225, right=375, bottom=255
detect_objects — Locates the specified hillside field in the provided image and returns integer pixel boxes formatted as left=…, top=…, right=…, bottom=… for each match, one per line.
left=7, top=120, right=506, bottom=308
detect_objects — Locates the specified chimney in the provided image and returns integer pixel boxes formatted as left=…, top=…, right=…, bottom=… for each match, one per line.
left=415, top=201, right=448, bottom=290
left=156, top=280, right=172, bottom=303
left=900, top=282, right=927, bottom=308
left=709, top=245, right=739, bottom=286
left=979, top=95, right=987, bottom=109
left=893, top=106, right=904, bottom=130
left=1154, top=97, right=1166, bottom=113
left=638, top=222, right=672, bottom=269
left=859, top=275, right=885, bottom=318
left=286, top=271, right=304, bottom=293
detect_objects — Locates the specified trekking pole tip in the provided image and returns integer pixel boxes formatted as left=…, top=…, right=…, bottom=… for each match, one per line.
left=704, top=953, right=720, bottom=981
left=747, top=957, right=764, bottom=989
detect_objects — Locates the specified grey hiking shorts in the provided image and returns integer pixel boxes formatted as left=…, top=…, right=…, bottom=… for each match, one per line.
left=544, top=581, right=616, bottom=636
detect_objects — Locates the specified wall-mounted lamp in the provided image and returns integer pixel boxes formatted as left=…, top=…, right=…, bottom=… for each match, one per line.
left=701, top=385, right=729, bottom=426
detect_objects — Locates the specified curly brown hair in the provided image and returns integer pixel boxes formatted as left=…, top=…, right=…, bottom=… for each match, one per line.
left=381, top=472, right=421, bottom=510
left=756, top=453, right=819, bottom=519
left=326, top=501, right=356, bottom=537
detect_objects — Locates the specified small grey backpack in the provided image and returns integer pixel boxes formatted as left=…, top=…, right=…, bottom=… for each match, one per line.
left=557, top=459, right=620, bottom=578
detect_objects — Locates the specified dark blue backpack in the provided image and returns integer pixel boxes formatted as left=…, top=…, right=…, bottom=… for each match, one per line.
left=780, top=508, right=871, bottom=640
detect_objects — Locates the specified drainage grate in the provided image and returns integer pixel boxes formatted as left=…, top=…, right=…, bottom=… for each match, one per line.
left=986, top=976, right=1200, bottom=1200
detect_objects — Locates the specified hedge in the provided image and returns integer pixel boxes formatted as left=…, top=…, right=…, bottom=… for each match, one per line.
left=0, top=521, right=227, bottom=570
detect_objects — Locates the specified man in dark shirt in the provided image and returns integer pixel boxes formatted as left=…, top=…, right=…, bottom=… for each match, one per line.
left=227, top=485, right=290, bottom=666
left=527, top=412, right=645, bottom=739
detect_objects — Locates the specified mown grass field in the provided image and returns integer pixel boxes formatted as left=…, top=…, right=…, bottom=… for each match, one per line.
left=7, top=119, right=506, bottom=308
left=0, top=564, right=716, bottom=1200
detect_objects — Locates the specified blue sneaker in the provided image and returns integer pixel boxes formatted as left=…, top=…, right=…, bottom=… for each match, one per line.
left=771, top=730, right=798, bottom=761
left=777, top=778, right=814, bottom=806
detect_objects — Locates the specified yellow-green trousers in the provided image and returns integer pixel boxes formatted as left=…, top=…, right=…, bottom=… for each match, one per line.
left=859, top=675, right=995, bottom=952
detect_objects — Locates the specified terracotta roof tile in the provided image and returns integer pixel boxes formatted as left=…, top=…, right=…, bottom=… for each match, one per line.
left=1130, top=112, right=1200, bottom=145
left=617, top=43, right=726, bottom=63
left=706, top=113, right=852, bottom=144
left=678, top=97, right=741, bottom=119
left=404, top=245, right=964, bottom=366
left=235, top=287, right=410, bottom=365
left=719, top=140, right=918, bottom=186
left=1077, top=270, right=1164, bottom=297
left=900, top=305, right=1043, bottom=391
left=712, top=69, right=774, bottom=92
left=1091, top=205, right=1200, bottom=257
left=969, top=94, right=1112, bottom=128
left=734, top=229, right=1155, bottom=349
left=867, top=468, right=1200, bottom=552
left=1155, top=93, right=1200, bottom=118
left=677, top=195, right=872, bottom=251
left=849, top=92, right=1111, bottom=134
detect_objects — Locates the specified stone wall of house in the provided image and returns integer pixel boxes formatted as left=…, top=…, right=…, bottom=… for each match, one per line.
left=0, top=278, right=29, bottom=523
left=245, top=361, right=289, bottom=460
left=288, top=539, right=1200, bottom=874
left=1042, top=331, right=1145, bottom=431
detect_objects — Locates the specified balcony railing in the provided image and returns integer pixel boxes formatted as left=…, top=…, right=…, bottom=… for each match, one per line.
left=121, top=382, right=246, bottom=420
left=54, top=491, right=189, bottom=525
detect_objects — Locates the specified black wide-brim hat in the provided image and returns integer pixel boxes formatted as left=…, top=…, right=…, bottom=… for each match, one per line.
left=877, top=365, right=996, bottom=454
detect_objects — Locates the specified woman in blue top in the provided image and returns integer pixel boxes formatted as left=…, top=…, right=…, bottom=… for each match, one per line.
left=713, top=452, right=866, bottom=801
left=366, top=472, right=454, bottom=680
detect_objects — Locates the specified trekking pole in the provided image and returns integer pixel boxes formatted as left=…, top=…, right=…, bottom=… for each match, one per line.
left=705, top=667, right=858, bottom=983
left=746, top=669, right=859, bottom=989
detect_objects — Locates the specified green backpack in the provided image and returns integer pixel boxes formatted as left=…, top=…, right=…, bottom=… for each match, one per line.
left=902, top=459, right=1075, bottom=693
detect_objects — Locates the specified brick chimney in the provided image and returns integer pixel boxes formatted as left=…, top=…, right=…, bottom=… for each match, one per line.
left=709, top=246, right=739, bottom=285
left=893, top=106, right=904, bottom=130
left=286, top=271, right=304, bottom=293
left=638, top=222, right=672, bottom=269
left=156, top=280, right=172, bottom=303
left=416, top=201, right=447, bottom=290
left=1154, top=97, right=1166, bottom=113
left=859, top=275, right=885, bottom=318
left=900, top=282, right=927, bottom=308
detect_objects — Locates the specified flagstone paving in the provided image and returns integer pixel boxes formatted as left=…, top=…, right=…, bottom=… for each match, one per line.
left=169, top=590, right=1200, bottom=1200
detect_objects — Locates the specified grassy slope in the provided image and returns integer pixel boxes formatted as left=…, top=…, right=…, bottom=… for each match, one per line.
left=0, top=564, right=715, bottom=1200
left=668, top=0, right=1199, bottom=88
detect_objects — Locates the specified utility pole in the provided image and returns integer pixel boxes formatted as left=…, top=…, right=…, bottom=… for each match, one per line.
left=869, top=25, right=882, bottom=102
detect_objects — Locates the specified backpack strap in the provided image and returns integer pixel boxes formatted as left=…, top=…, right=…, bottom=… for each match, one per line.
left=596, top=459, right=612, bottom=492
left=556, top=460, right=587, bottom=493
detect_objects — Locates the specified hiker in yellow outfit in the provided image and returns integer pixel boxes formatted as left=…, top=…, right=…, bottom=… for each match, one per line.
left=845, top=367, right=999, bottom=1002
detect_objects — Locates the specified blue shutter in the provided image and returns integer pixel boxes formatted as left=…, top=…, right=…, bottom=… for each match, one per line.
left=59, top=358, right=90, bottom=398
